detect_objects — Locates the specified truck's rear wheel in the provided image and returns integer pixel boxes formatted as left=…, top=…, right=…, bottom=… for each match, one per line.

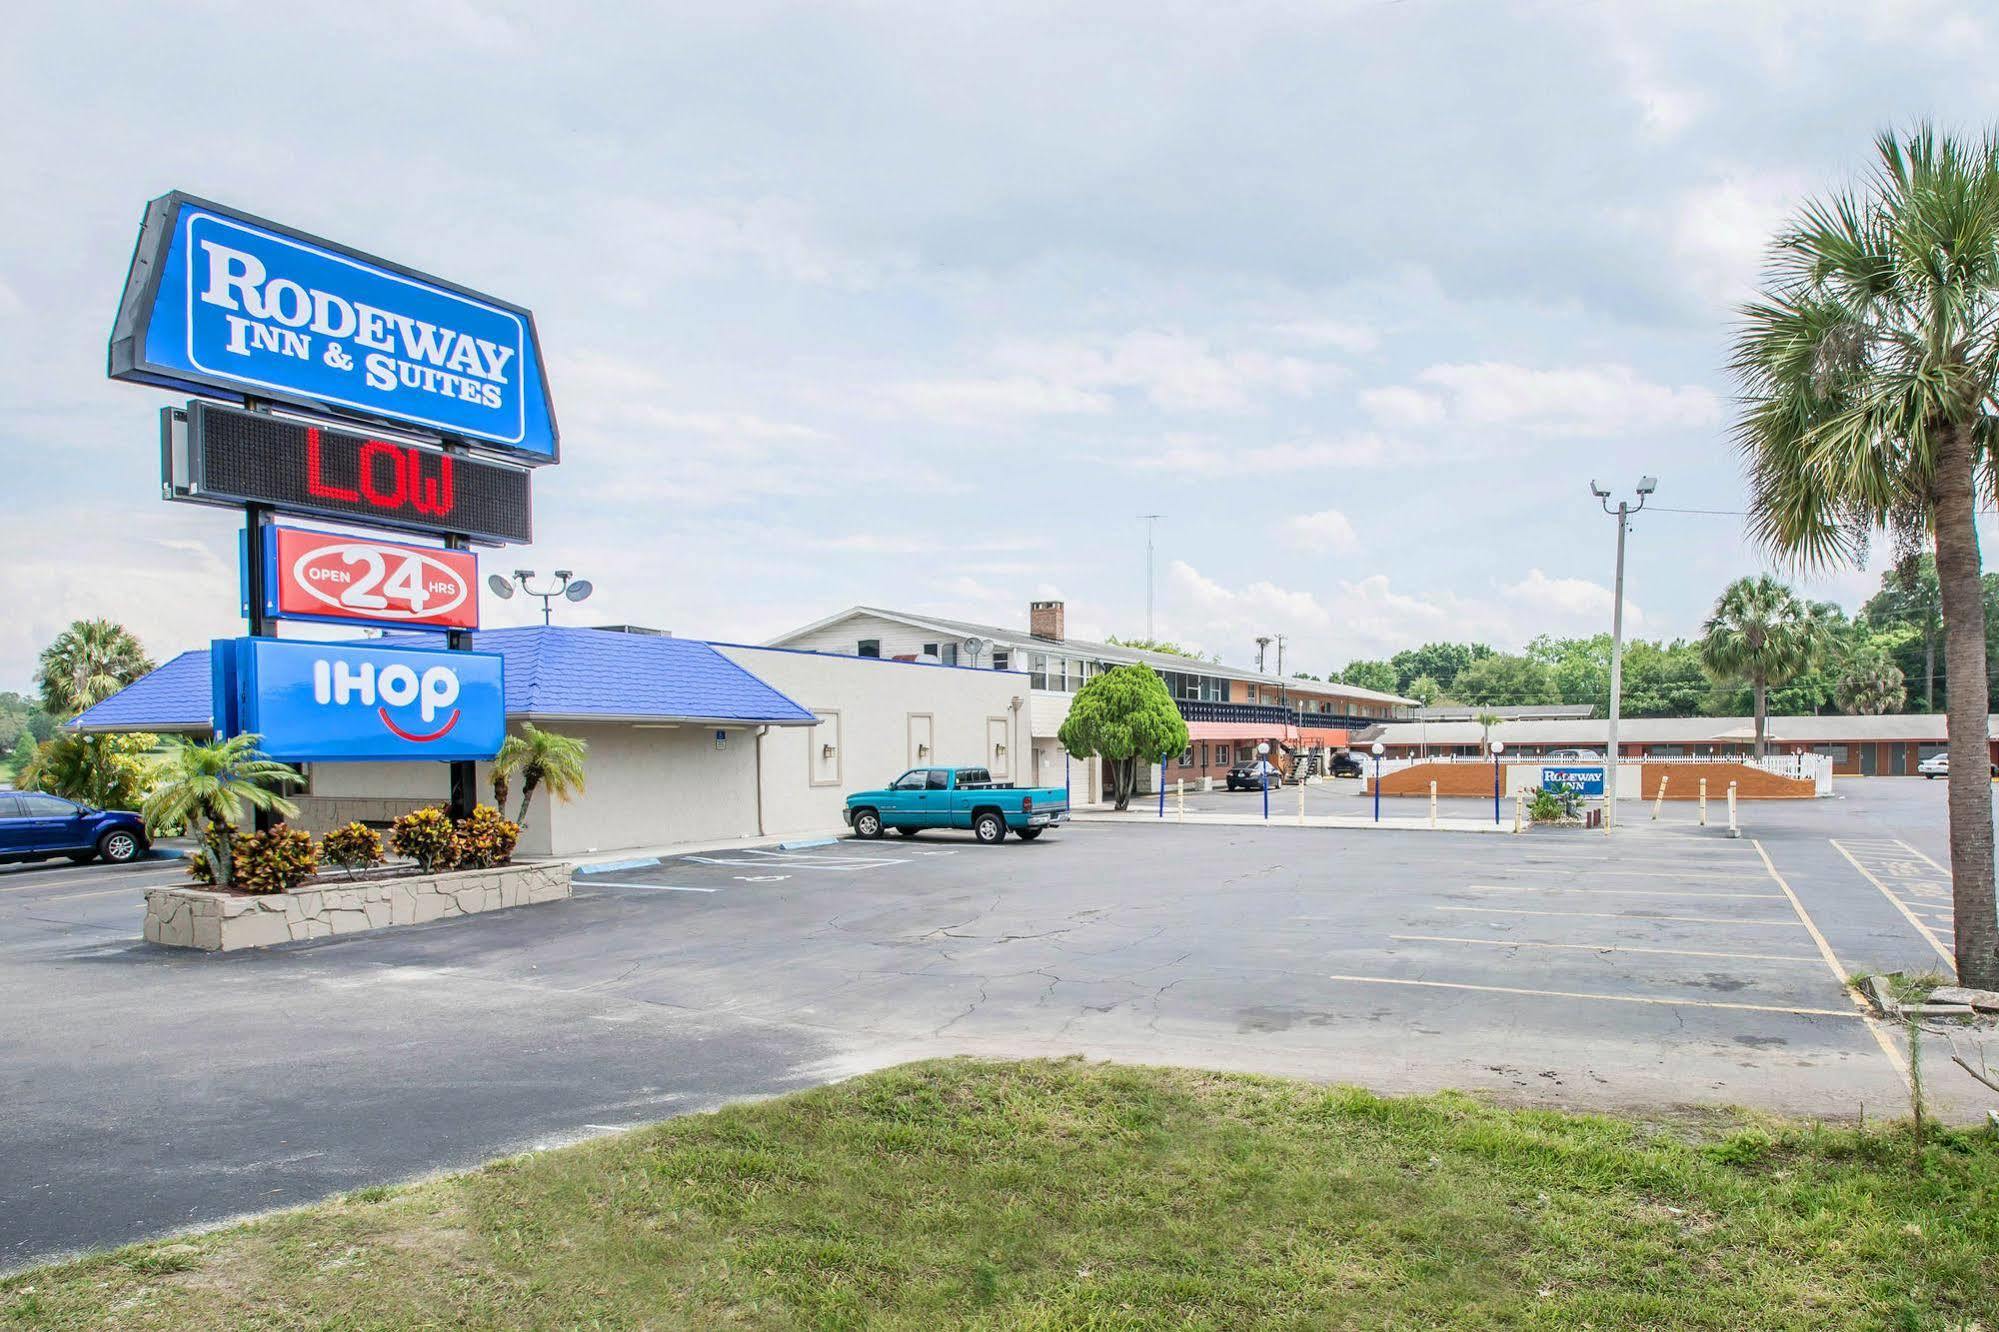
left=973, top=811, right=1006, bottom=844
left=1016, top=827, right=1043, bottom=841
left=893, top=826, right=920, bottom=838
left=853, top=809, right=884, bottom=839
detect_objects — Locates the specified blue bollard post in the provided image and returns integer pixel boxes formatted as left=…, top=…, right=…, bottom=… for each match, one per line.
left=1262, top=765, right=1270, bottom=820
left=1493, top=756, right=1501, bottom=825
left=1158, top=756, right=1167, bottom=817
left=1373, top=756, right=1381, bottom=823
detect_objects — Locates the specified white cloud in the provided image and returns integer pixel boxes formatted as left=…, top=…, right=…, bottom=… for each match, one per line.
left=1408, top=362, right=1721, bottom=435
left=1502, top=568, right=1643, bottom=629
left=1358, top=385, right=1446, bottom=428
left=1667, top=172, right=1809, bottom=310
left=1272, top=318, right=1378, bottom=353
left=895, top=329, right=1329, bottom=423
left=1281, top=509, right=1358, bottom=551
left=1131, top=432, right=1396, bottom=473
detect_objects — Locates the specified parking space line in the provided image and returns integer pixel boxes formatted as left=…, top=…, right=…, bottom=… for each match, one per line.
left=1753, top=839, right=1910, bottom=1085
left=1321, top=973, right=1859, bottom=1018
left=1502, top=868, right=1767, bottom=882
left=0, top=884, right=159, bottom=903
left=583, top=881, right=718, bottom=893
left=1391, top=934, right=1822, bottom=964
left=1829, top=840, right=1956, bottom=971
left=1462, top=885, right=1784, bottom=900
left=1436, top=906, right=1798, bottom=927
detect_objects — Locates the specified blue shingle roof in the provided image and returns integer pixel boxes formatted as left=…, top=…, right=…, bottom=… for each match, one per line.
left=69, top=628, right=817, bottom=733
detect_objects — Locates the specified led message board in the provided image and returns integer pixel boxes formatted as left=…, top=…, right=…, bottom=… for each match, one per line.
left=167, top=402, right=532, bottom=545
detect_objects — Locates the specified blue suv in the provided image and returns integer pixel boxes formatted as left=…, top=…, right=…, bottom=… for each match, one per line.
left=0, top=791, right=149, bottom=865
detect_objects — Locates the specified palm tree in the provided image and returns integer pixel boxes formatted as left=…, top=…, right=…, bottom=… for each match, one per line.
left=1731, top=124, right=1999, bottom=987
left=1834, top=644, right=1908, bottom=716
left=140, top=734, right=302, bottom=886
left=1476, top=712, right=1503, bottom=757
left=36, top=619, right=154, bottom=717
left=1699, top=576, right=1829, bottom=758
left=491, top=724, right=587, bottom=826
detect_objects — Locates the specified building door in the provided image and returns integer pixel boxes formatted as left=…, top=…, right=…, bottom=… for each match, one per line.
left=986, top=717, right=1011, bottom=781
left=1890, top=743, right=1907, bottom=776
left=907, top=713, right=934, bottom=768
left=1859, top=743, right=1878, bottom=776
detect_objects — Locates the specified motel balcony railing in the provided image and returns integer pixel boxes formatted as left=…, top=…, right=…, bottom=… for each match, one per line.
left=1174, top=700, right=1378, bottom=732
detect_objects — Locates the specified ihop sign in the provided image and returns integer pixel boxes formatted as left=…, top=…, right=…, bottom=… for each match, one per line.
left=111, top=193, right=558, bottom=463
left=214, top=638, right=504, bottom=762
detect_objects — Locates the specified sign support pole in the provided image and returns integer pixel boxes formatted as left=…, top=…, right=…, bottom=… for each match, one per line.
left=443, top=440, right=478, bottom=822
left=243, top=399, right=279, bottom=833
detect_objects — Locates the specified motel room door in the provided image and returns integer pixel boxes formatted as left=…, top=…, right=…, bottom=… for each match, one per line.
left=907, top=713, right=935, bottom=768
left=986, top=717, right=1011, bottom=781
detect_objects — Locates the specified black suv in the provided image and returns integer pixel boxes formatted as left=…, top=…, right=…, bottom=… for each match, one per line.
left=1225, top=761, right=1283, bottom=791
left=1327, top=751, right=1364, bottom=778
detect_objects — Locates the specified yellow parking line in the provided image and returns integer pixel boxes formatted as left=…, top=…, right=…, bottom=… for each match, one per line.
left=1436, top=905, right=1798, bottom=927
left=1322, top=973, right=1857, bottom=1019
left=1829, top=840, right=1956, bottom=971
left=1391, top=934, right=1821, bottom=964
left=1754, top=839, right=1910, bottom=1085
left=1463, top=885, right=1783, bottom=900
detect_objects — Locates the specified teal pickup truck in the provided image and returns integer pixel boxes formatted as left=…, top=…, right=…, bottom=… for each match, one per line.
left=845, top=766, right=1069, bottom=844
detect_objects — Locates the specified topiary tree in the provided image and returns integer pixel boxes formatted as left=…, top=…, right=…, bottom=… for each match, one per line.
left=1057, top=663, right=1190, bottom=811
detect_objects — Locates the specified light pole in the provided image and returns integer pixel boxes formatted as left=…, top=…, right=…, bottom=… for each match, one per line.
left=1140, top=514, right=1162, bottom=640
left=1370, top=741, right=1384, bottom=823
left=1590, top=477, right=1656, bottom=831
left=488, top=569, right=594, bottom=626
left=1257, top=741, right=1271, bottom=820
left=1490, top=738, right=1506, bottom=826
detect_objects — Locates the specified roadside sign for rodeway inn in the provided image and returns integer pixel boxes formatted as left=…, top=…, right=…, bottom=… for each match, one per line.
left=109, top=192, right=559, bottom=464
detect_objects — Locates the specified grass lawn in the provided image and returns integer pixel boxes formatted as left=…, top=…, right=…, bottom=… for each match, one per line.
left=6, top=1058, right=1996, bottom=1330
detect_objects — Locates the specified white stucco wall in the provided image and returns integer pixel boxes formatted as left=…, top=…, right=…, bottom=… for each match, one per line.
left=717, top=645, right=1028, bottom=836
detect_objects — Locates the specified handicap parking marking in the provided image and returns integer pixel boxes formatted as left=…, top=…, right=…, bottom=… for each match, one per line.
left=1829, top=838, right=1957, bottom=970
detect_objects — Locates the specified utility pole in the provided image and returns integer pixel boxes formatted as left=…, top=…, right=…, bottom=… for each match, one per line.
left=1140, top=514, right=1162, bottom=640
left=1591, top=476, right=1656, bottom=832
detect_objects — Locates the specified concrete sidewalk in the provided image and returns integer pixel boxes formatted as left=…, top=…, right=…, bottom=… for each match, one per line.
left=1070, top=808, right=1520, bottom=834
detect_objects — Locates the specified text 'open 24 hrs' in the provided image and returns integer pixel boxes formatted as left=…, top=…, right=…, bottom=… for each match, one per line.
left=171, top=400, right=531, bottom=544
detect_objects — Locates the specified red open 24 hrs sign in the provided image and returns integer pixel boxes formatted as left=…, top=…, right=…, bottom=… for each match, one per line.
left=265, top=526, right=480, bottom=631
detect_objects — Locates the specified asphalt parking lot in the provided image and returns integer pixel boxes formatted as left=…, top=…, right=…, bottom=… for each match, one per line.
left=0, top=778, right=1982, bottom=1269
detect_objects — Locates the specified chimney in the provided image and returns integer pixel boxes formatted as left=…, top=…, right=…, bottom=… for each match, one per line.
left=1029, top=599, right=1065, bottom=641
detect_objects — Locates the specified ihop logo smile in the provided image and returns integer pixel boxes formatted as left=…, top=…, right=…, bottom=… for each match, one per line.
left=312, top=658, right=462, bottom=743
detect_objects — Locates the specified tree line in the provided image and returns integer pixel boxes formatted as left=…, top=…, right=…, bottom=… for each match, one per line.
left=1330, top=556, right=1993, bottom=721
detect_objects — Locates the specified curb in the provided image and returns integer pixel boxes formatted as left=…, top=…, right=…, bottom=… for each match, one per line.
left=574, top=856, right=664, bottom=875
left=777, top=838, right=839, bottom=851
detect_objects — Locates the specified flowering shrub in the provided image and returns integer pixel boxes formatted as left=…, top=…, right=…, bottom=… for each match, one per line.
left=390, top=807, right=460, bottom=874
left=453, top=805, right=521, bottom=869
left=230, top=824, right=319, bottom=894
left=321, top=822, right=385, bottom=877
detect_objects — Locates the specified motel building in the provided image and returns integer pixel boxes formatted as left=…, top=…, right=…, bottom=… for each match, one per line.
left=1364, top=709, right=1999, bottom=776
left=768, top=600, right=1415, bottom=798
left=70, top=626, right=1039, bottom=857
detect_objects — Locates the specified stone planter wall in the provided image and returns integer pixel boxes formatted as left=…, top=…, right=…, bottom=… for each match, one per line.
left=144, top=861, right=572, bottom=952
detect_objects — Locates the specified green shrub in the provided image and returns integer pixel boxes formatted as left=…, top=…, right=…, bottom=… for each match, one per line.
left=390, top=806, right=460, bottom=874
left=185, top=824, right=232, bottom=884
left=321, top=821, right=385, bottom=877
left=454, top=805, right=521, bottom=869
left=230, top=824, right=318, bottom=894
left=1526, top=787, right=1570, bottom=824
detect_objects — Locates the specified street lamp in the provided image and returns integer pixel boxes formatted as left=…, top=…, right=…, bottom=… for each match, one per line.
left=1490, top=738, right=1506, bottom=826
left=488, top=568, right=594, bottom=626
left=1370, top=740, right=1385, bottom=823
left=1257, top=741, right=1272, bottom=820
left=1591, top=476, right=1656, bottom=831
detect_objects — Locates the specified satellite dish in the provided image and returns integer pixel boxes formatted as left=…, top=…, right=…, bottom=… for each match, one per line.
left=563, top=579, right=594, bottom=603
left=487, top=574, right=515, bottom=599
left=963, top=636, right=987, bottom=664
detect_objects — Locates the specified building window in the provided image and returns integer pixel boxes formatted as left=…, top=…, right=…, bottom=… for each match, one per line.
left=1179, top=747, right=1194, bottom=768
left=992, top=650, right=1010, bottom=671
left=857, top=639, right=880, bottom=658
left=1030, top=653, right=1049, bottom=689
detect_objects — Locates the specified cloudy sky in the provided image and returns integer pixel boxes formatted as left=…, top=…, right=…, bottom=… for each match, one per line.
left=6, top=0, right=1999, bottom=689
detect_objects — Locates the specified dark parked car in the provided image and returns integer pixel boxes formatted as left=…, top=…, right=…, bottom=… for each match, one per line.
left=1226, top=760, right=1284, bottom=791
left=1327, top=751, right=1364, bottom=778
left=0, top=792, right=149, bottom=865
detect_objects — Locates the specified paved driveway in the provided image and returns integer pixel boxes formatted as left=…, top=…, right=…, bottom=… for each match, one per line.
left=0, top=781, right=1977, bottom=1269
